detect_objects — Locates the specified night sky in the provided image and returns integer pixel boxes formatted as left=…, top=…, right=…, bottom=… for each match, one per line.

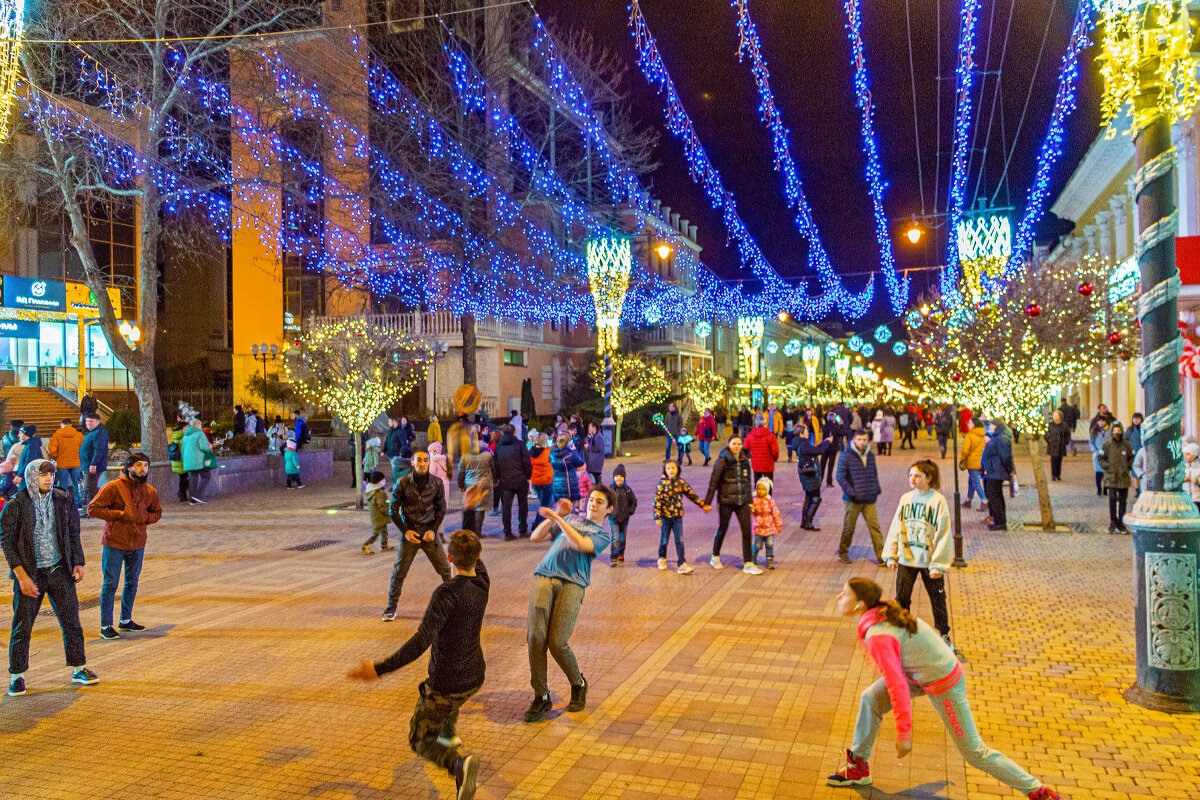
left=534, top=0, right=1098, bottom=348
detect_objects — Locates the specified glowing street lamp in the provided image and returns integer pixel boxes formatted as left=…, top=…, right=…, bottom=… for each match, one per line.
left=587, top=237, right=632, bottom=456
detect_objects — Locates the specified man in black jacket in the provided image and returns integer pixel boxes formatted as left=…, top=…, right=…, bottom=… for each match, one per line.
left=1, top=459, right=99, bottom=696
left=494, top=425, right=533, bottom=541
left=382, top=451, right=452, bottom=621
left=349, top=529, right=488, bottom=800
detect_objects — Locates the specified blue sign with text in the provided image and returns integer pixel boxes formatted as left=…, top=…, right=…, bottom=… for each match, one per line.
left=2, top=277, right=67, bottom=313
left=0, top=319, right=40, bottom=339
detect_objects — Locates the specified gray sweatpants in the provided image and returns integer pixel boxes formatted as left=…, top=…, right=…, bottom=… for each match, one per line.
left=851, top=675, right=1041, bottom=794
left=527, top=575, right=585, bottom=696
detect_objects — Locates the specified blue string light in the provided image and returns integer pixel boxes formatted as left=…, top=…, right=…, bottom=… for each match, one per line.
left=941, top=0, right=983, bottom=302
left=873, top=324, right=892, bottom=343
left=728, top=0, right=878, bottom=319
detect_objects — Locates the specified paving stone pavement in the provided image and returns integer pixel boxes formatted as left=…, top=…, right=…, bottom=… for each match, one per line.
left=0, top=433, right=1197, bottom=799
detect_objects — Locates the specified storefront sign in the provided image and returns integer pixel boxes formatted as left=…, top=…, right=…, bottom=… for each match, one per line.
left=2, top=276, right=66, bottom=312
left=65, top=282, right=122, bottom=318
left=1109, top=256, right=1139, bottom=305
left=0, top=319, right=40, bottom=339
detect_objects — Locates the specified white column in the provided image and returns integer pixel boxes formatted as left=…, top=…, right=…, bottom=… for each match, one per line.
left=1095, top=210, right=1114, bottom=262
left=1110, top=194, right=1130, bottom=260
left=1172, top=120, right=1198, bottom=236
left=1083, top=225, right=1100, bottom=257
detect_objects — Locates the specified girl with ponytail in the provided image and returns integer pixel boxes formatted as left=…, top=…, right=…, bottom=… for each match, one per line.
left=827, top=578, right=1061, bottom=800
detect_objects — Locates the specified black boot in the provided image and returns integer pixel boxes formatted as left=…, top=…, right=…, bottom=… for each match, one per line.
left=524, top=694, right=552, bottom=722
left=453, top=755, right=478, bottom=800
left=567, top=676, right=588, bottom=712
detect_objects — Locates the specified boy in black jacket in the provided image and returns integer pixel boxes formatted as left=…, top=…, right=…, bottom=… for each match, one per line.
left=348, top=526, right=489, bottom=800
left=608, top=464, right=638, bottom=566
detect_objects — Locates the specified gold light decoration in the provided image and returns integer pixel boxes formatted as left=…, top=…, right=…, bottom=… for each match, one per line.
left=587, top=237, right=633, bottom=354
left=956, top=214, right=1011, bottom=305
left=737, top=316, right=764, bottom=381
left=835, top=355, right=850, bottom=386
left=283, top=318, right=433, bottom=432
left=1097, top=0, right=1200, bottom=136
left=681, top=368, right=727, bottom=413
left=588, top=353, right=669, bottom=418
left=801, top=343, right=822, bottom=387
left=0, top=0, right=24, bottom=143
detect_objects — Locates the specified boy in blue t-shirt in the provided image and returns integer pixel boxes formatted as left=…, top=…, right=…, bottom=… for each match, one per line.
left=523, top=487, right=614, bottom=723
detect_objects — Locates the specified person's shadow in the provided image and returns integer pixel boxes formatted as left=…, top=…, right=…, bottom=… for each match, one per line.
left=0, top=686, right=82, bottom=734
left=854, top=781, right=954, bottom=798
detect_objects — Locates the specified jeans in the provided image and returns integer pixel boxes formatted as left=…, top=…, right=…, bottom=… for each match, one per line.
left=801, top=490, right=822, bottom=527
left=286, top=472, right=302, bottom=488
left=658, top=516, right=685, bottom=563
left=851, top=675, right=1040, bottom=794
left=409, top=681, right=480, bottom=773
left=895, top=565, right=950, bottom=637
left=85, top=469, right=104, bottom=506
left=664, top=436, right=676, bottom=462
left=389, top=455, right=406, bottom=487
left=9, top=563, right=86, bottom=674
left=984, top=478, right=1007, bottom=527
left=188, top=469, right=211, bottom=500
left=100, top=546, right=145, bottom=628
left=900, top=429, right=914, bottom=449
left=501, top=483, right=530, bottom=537
left=527, top=575, right=585, bottom=696
left=937, top=435, right=948, bottom=458
left=461, top=508, right=485, bottom=536
left=176, top=471, right=189, bottom=501
left=712, top=503, right=753, bottom=562
left=753, top=534, right=774, bottom=561
left=839, top=502, right=883, bottom=561
left=610, top=519, right=628, bottom=560
left=530, top=484, right=553, bottom=531
left=1108, top=487, right=1129, bottom=527
left=1095, top=471, right=1104, bottom=496
left=56, top=466, right=83, bottom=506
left=386, top=537, right=451, bottom=606
left=965, top=469, right=984, bottom=503
left=820, top=450, right=837, bottom=486
left=698, top=440, right=711, bottom=461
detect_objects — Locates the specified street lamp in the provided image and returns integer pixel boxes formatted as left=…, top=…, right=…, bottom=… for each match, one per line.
left=250, top=343, right=279, bottom=419
left=1096, top=0, right=1200, bottom=711
left=587, top=236, right=633, bottom=456
left=118, top=321, right=140, bottom=399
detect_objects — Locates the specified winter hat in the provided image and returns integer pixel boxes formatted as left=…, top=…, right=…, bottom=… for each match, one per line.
left=20, top=424, right=35, bottom=437
left=427, top=441, right=443, bottom=455
left=367, top=470, right=385, bottom=484
left=123, top=452, right=150, bottom=470
left=365, top=436, right=381, bottom=449
left=612, top=464, right=627, bottom=479
left=526, top=428, right=538, bottom=443
left=285, top=439, right=297, bottom=451
left=874, top=410, right=883, bottom=420
left=1186, top=443, right=1199, bottom=458
left=756, top=476, right=774, bottom=493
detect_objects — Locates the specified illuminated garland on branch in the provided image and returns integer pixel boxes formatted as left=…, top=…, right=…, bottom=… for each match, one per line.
left=589, top=353, right=670, bottom=417
left=728, top=0, right=880, bottom=317
left=682, top=368, right=728, bottom=413
left=0, top=0, right=23, bottom=143
left=941, top=0, right=983, bottom=301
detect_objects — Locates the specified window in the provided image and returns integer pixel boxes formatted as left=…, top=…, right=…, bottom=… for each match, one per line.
left=541, top=365, right=553, bottom=400
left=503, top=349, right=526, bottom=367
left=717, top=328, right=725, bottom=351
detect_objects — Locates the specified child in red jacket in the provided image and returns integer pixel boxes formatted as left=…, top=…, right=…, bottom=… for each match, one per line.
left=751, top=477, right=783, bottom=569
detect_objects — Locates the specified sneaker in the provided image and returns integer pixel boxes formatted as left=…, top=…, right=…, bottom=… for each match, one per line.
left=657, top=557, right=667, bottom=571
left=709, top=555, right=723, bottom=570
left=742, top=562, right=764, bottom=575
left=7, top=676, right=25, bottom=696
left=826, top=749, right=871, bottom=786
left=295, top=484, right=306, bottom=489
left=610, top=559, right=619, bottom=568
left=524, top=694, right=552, bottom=723
left=1107, top=524, right=1118, bottom=534
left=362, top=544, right=373, bottom=554
left=941, top=633, right=954, bottom=650
left=837, top=554, right=853, bottom=564
left=455, top=754, right=479, bottom=800
left=676, top=563, right=694, bottom=575
left=505, top=534, right=517, bottom=542
left=1028, top=788, right=1061, bottom=800
left=380, top=545, right=394, bottom=552
left=381, top=607, right=397, bottom=622
left=618, top=556, right=624, bottom=564
left=767, top=557, right=775, bottom=571
left=190, top=497, right=206, bottom=505
left=99, top=626, right=120, bottom=640
left=117, top=620, right=145, bottom=632
left=567, top=676, right=587, bottom=712
left=71, top=668, right=99, bottom=685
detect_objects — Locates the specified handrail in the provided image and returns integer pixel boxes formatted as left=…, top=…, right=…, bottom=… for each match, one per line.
left=45, top=372, right=115, bottom=419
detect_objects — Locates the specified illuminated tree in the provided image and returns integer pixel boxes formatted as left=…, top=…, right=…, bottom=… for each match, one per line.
left=908, top=255, right=1140, bottom=528
left=680, top=368, right=727, bottom=420
left=285, top=318, right=433, bottom=506
left=589, top=353, right=669, bottom=448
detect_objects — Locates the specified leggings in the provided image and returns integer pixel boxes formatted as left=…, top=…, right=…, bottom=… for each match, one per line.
left=895, top=565, right=950, bottom=637
left=1095, top=471, right=1104, bottom=496
left=712, top=503, right=753, bottom=562
left=851, top=675, right=1041, bottom=794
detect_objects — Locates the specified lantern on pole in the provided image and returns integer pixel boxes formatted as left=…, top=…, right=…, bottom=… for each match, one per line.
left=1095, top=0, right=1200, bottom=711
left=835, top=356, right=850, bottom=387
left=737, top=316, right=764, bottom=403
left=801, top=343, right=821, bottom=387
left=587, top=237, right=632, bottom=456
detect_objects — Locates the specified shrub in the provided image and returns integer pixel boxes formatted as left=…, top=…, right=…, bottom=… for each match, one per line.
left=105, top=410, right=140, bottom=449
left=224, top=433, right=270, bottom=455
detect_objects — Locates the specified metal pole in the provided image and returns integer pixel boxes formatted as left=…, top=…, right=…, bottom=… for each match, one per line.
left=261, top=355, right=268, bottom=420
left=1124, top=106, right=1200, bottom=712
left=602, top=350, right=615, bottom=457
left=951, top=398, right=966, bottom=568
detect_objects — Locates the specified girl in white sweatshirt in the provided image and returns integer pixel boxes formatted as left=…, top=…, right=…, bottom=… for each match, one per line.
left=883, top=460, right=953, bottom=647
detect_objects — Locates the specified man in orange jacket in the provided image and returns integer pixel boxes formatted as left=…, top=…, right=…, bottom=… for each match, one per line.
left=87, top=452, right=162, bottom=640
left=47, top=419, right=84, bottom=507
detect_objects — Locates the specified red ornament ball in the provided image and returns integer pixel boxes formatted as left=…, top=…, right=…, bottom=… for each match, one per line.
left=1120, top=350, right=1132, bottom=361
left=1107, top=331, right=1123, bottom=345
left=1078, top=282, right=1094, bottom=297
left=952, top=373, right=963, bottom=382
left=1025, top=303, right=1042, bottom=317
left=987, top=360, right=997, bottom=368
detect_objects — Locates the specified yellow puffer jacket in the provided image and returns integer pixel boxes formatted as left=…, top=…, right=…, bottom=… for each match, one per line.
left=959, top=425, right=986, bottom=470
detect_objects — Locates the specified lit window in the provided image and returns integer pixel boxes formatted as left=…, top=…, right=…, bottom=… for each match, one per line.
left=503, top=349, right=526, bottom=367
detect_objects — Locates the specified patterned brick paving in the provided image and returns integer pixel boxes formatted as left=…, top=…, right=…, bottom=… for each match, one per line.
left=0, top=434, right=1197, bottom=799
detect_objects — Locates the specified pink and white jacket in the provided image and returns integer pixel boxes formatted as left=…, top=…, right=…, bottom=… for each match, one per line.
left=751, top=494, right=782, bottom=537
left=858, top=607, right=962, bottom=744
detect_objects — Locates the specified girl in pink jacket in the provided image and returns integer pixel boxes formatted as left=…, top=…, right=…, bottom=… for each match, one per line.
left=826, top=578, right=1061, bottom=800
left=750, top=477, right=782, bottom=570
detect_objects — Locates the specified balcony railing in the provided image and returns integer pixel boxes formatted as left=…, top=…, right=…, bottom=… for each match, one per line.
left=633, top=324, right=708, bottom=349
left=311, top=313, right=545, bottom=345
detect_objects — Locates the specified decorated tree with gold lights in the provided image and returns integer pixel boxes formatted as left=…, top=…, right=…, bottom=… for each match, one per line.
left=285, top=318, right=433, bottom=505
left=908, top=255, right=1140, bottom=528
left=589, top=353, right=670, bottom=449
left=680, top=368, right=727, bottom=421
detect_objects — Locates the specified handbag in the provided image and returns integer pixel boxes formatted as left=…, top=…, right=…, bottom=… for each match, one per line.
left=203, top=450, right=217, bottom=470
left=798, top=457, right=817, bottom=476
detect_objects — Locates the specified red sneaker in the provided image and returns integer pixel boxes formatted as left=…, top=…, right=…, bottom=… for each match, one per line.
left=1028, top=789, right=1061, bottom=800
left=826, top=749, right=871, bottom=786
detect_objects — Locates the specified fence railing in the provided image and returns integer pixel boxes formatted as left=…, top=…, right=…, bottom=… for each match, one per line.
left=311, top=313, right=546, bottom=346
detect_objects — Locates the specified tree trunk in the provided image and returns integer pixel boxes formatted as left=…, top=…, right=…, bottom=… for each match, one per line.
left=1026, top=435, right=1055, bottom=530
left=462, top=313, right=477, bottom=386
left=354, top=431, right=364, bottom=510
left=130, top=359, right=169, bottom=462
left=615, top=413, right=624, bottom=451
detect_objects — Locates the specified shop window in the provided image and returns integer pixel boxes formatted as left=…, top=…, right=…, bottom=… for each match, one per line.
left=503, top=349, right=525, bottom=367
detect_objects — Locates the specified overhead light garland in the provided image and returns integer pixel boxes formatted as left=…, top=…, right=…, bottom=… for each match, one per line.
left=873, top=324, right=892, bottom=344
left=941, top=0, right=984, bottom=302
left=0, top=0, right=23, bottom=143
left=587, top=237, right=633, bottom=354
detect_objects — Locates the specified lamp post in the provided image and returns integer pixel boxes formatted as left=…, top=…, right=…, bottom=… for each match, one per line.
left=1096, top=0, right=1200, bottom=711
left=587, top=237, right=633, bottom=457
left=250, top=343, right=279, bottom=419
left=430, top=341, right=449, bottom=417
left=118, top=321, right=140, bottom=403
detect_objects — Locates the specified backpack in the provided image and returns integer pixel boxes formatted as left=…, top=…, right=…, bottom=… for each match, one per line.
left=299, top=421, right=311, bottom=445
left=167, top=442, right=181, bottom=462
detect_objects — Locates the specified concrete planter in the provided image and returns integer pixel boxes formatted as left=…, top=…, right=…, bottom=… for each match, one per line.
left=108, top=450, right=334, bottom=499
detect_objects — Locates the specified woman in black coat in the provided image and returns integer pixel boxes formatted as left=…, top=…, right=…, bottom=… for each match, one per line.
left=703, top=436, right=760, bottom=574
left=1044, top=410, right=1070, bottom=482
left=795, top=423, right=833, bottom=530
